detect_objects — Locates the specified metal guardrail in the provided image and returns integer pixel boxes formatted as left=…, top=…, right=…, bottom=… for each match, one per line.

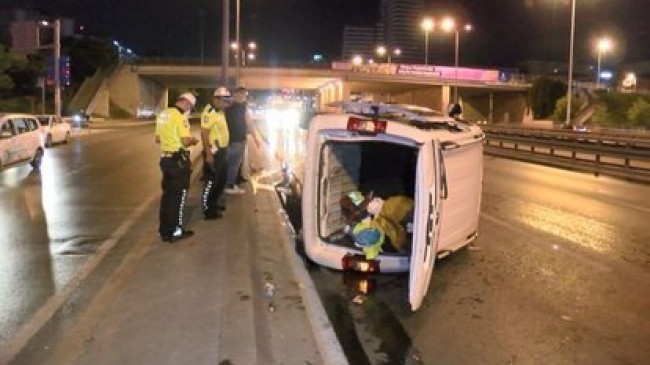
left=483, top=126, right=650, bottom=183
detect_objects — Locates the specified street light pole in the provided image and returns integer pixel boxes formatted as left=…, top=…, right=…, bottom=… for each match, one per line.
left=420, top=18, right=434, bottom=65
left=565, top=0, right=576, bottom=127
left=53, top=19, right=61, bottom=118
left=453, top=29, right=459, bottom=102
left=421, top=18, right=434, bottom=66
left=424, top=31, right=430, bottom=65
left=221, top=0, right=230, bottom=85
left=595, top=37, right=612, bottom=89
left=199, top=9, right=204, bottom=65
left=235, top=0, right=241, bottom=86
left=596, top=48, right=602, bottom=88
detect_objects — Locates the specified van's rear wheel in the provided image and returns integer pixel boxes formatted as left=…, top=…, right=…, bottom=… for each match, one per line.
left=45, top=134, right=53, bottom=147
left=30, top=149, right=43, bottom=170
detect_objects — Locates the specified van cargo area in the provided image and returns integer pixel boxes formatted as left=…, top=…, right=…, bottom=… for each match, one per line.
left=318, top=140, right=417, bottom=255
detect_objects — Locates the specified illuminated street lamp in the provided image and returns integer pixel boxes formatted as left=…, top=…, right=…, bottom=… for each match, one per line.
left=246, top=52, right=256, bottom=65
left=440, top=17, right=472, bottom=103
left=421, top=18, right=434, bottom=65
left=595, top=37, right=613, bottom=88
left=376, top=46, right=401, bottom=64
left=351, top=55, right=363, bottom=66
left=393, top=48, right=402, bottom=62
left=376, top=45, right=386, bottom=59
left=231, top=41, right=257, bottom=66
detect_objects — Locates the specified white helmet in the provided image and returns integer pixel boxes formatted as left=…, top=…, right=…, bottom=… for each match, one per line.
left=213, top=86, right=231, bottom=97
left=178, top=92, right=196, bottom=107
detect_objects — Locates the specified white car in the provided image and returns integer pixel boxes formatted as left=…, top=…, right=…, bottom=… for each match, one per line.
left=0, top=113, right=44, bottom=170
left=299, top=102, right=484, bottom=311
left=37, top=114, right=72, bottom=147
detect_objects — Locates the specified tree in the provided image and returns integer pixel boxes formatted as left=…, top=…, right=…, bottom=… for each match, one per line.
left=627, top=97, right=650, bottom=127
left=551, top=95, right=581, bottom=123
left=62, top=36, right=118, bottom=90
left=0, top=44, right=22, bottom=97
left=529, top=77, right=566, bottom=119
left=591, top=104, right=615, bottom=126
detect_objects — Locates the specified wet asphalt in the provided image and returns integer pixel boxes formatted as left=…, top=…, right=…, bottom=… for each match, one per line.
left=309, top=156, right=650, bottom=365
left=0, top=126, right=159, bottom=348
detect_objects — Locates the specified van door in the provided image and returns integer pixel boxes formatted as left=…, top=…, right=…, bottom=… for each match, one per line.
left=409, top=139, right=442, bottom=311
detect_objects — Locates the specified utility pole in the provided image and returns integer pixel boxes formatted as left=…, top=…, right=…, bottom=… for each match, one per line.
left=565, top=0, right=576, bottom=127
left=54, top=19, right=61, bottom=118
left=221, top=0, right=230, bottom=86
left=235, top=0, right=241, bottom=87
left=199, top=9, right=204, bottom=65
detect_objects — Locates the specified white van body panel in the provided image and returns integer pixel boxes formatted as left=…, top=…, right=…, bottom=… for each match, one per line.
left=437, top=139, right=483, bottom=255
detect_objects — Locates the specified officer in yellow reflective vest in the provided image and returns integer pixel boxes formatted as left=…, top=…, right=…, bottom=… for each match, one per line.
left=200, top=87, right=231, bottom=219
left=155, top=92, right=199, bottom=243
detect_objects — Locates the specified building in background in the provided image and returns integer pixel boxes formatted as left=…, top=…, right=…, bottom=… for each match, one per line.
left=379, top=0, right=423, bottom=64
left=9, top=16, right=75, bottom=55
left=341, top=0, right=423, bottom=64
left=0, top=7, right=40, bottom=46
left=341, top=26, right=380, bottom=62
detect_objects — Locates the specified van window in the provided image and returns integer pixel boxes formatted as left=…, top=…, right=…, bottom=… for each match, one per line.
left=11, top=118, right=30, bottom=134
left=318, top=140, right=417, bottom=252
left=27, top=118, right=39, bottom=131
left=37, top=116, right=50, bottom=126
left=1, top=121, right=15, bottom=138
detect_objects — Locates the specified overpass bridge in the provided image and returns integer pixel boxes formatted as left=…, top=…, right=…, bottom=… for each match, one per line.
left=81, top=62, right=531, bottom=123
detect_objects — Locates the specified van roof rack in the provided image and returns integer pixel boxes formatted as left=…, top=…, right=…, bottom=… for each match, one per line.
left=334, top=101, right=470, bottom=133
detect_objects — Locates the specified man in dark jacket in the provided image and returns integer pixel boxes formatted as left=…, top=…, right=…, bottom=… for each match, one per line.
left=224, top=86, right=259, bottom=194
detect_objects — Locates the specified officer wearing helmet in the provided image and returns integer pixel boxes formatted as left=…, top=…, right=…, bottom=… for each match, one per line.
left=155, top=92, right=199, bottom=243
left=200, top=86, right=231, bottom=219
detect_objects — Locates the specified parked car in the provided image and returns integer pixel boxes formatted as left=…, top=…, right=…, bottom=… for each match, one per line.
left=37, top=114, right=72, bottom=147
left=0, top=113, right=44, bottom=170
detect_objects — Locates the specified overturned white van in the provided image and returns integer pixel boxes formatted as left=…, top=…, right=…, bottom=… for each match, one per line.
left=300, top=103, right=484, bottom=310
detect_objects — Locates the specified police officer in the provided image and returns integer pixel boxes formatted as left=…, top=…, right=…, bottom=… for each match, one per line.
left=155, top=92, right=199, bottom=243
left=200, top=86, right=231, bottom=219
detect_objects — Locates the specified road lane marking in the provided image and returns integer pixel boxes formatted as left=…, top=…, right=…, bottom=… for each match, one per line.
left=0, top=194, right=157, bottom=364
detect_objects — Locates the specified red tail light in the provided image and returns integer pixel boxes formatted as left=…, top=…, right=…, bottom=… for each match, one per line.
left=341, top=254, right=380, bottom=273
left=347, top=117, right=387, bottom=135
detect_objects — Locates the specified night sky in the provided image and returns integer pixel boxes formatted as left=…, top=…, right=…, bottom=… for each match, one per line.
left=7, top=0, right=650, bottom=68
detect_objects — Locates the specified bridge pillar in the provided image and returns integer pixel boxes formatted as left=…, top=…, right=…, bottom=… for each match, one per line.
left=441, top=84, right=452, bottom=112
left=158, top=88, right=169, bottom=111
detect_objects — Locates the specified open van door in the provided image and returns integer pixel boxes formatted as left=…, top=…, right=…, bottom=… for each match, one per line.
left=409, top=140, right=442, bottom=311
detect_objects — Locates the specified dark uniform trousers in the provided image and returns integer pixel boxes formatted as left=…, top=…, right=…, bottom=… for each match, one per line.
left=159, top=151, right=191, bottom=236
left=202, top=146, right=228, bottom=216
